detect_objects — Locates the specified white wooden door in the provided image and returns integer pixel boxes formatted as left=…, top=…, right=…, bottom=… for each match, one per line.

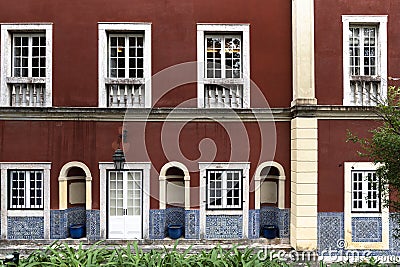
left=108, top=170, right=142, bottom=239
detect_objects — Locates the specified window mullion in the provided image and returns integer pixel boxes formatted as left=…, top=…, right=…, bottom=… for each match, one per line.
left=125, top=36, right=129, bottom=79
left=222, top=171, right=226, bottom=208
left=221, top=36, right=226, bottom=79
left=28, top=35, right=32, bottom=78
left=25, top=171, right=30, bottom=209
left=360, top=27, right=365, bottom=76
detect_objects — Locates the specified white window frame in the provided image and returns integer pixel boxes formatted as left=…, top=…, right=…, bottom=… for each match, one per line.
left=344, top=162, right=389, bottom=250
left=342, top=15, right=387, bottom=106
left=351, top=170, right=380, bottom=213
left=1, top=24, right=53, bottom=107
left=0, top=162, right=51, bottom=239
left=206, top=169, right=242, bottom=210
left=197, top=24, right=250, bottom=108
left=199, top=162, right=250, bottom=238
left=98, top=23, right=152, bottom=108
left=8, top=169, right=44, bottom=210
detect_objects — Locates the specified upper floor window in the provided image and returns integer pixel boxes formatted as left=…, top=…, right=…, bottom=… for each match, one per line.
left=351, top=170, right=380, bottom=212
left=197, top=24, right=250, bottom=108
left=1, top=24, right=53, bottom=107
left=342, top=16, right=387, bottom=106
left=98, top=23, right=151, bottom=108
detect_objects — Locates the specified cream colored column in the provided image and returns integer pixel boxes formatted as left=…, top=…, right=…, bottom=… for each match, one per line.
left=291, top=0, right=318, bottom=251
left=292, top=0, right=317, bottom=106
left=86, top=178, right=92, bottom=210
left=59, top=179, right=68, bottom=210
left=290, top=118, right=318, bottom=250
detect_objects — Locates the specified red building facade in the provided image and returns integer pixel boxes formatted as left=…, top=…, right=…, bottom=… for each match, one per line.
left=0, top=0, right=398, bottom=253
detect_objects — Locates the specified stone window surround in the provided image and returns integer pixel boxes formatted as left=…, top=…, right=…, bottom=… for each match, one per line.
left=199, top=162, right=250, bottom=238
left=98, top=22, right=152, bottom=108
left=0, top=162, right=51, bottom=239
left=0, top=23, right=53, bottom=107
left=196, top=23, right=250, bottom=108
left=344, top=162, right=389, bottom=250
left=99, top=162, right=150, bottom=239
left=342, top=15, right=388, bottom=106
left=159, top=161, right=190, bottom=210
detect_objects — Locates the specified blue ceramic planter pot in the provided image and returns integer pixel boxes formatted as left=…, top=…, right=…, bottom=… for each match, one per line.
left=70, top=224, right=85, bottom=239
left=168, top=224, right=183, bottom=239
left=263, top=225, right=278, bottom=239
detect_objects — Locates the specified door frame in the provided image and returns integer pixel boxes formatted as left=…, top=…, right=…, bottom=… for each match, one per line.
left=99, top=162, right=150, bottom=239
left=106, top=169, right=143, bottom=239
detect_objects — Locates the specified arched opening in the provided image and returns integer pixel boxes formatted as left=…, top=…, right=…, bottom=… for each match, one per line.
left=260, top=166, right=280, bottom=208
left=66, top=167, right=86, bottom=209
left=165, top=167, right=185, bottom=208
left=159, top=161, right=190, bottom=210
left=159, top=162, right=190, bottom=239
left=58, top=161, right=92, bottom=239
left=254, top=161, right=287, bottom=240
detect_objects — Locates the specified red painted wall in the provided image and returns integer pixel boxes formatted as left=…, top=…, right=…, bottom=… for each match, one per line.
left=0, top=0, right=292, bottom=108
left=318, top=119, right=380, bottom=212
left=315, top=0, right=400, bottom=105
left=0, top=119, right=291, bottom=210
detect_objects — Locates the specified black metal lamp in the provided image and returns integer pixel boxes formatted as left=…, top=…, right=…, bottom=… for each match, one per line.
left=113, top=148, right=125, bottom=170
left=113, top=129, right=127, bottom=170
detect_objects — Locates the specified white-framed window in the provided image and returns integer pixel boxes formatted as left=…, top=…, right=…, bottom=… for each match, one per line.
left=98, top=23, right=151, bottom=108
left=0, top=162, right=51, bottom=239
left=342, top=15, right=387, bottom=106
left=197, top=24, right=250, bottom=108
left=8, top=169, right=44, bottom=209
left=344, top=162, right=389, bottom=250
left=207, top=169, right=242, bottom=210
left=351, top=170, right=380, bottom=212
left=1, top=24, right=52, bottom=107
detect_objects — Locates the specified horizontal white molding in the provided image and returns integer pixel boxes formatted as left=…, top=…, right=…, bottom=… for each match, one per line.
left=0, top=106, right=382, bottom=121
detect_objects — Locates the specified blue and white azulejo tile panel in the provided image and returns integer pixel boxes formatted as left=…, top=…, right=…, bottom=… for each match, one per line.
left=8, top=216, right=44, bottom=239
left=352, top=217, right=382, bottom=242
left=205, top=215, right=243, bottom=239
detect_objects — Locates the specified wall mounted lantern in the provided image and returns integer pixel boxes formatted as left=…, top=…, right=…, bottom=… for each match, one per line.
left=112, top=130, right=126, bottom=170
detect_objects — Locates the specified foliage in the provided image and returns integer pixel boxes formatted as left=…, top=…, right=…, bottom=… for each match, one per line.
left=1, top=241, right=398, bottom=266
left=347, top=86, right=400, bottom=237
left=2, top=241, right=287, bottom=267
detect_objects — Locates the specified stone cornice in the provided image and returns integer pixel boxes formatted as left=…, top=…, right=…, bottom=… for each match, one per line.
left=0, top=106, right=380, bottom=122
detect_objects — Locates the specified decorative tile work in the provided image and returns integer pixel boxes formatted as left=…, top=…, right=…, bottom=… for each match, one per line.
left=390, top=213, right=400, bottom=255
left=149, top=209, right=166, bottom=239
left=67, top=207, right=86, bottom=227
left=185, top=210, right=200, bottom=239
left=50, top=210, right=65, bottom=239
left=248, top=209, right=260, bottom=239
left=50, top=207, right=89, bottom=239
left=317, top=212, right=344, bottom=253
left=8, top=217, right=44, bottom=239
left=205, top=215, right=243, bottom=239
left=352, top=217, right=382, bottom=242
left=260, top=206, right=278, bottom=230
left=165, top=207, right=185, bottom=236
left=86, top=210, right=100, bottom=240
left=278, top=208, right=290, bottom=238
